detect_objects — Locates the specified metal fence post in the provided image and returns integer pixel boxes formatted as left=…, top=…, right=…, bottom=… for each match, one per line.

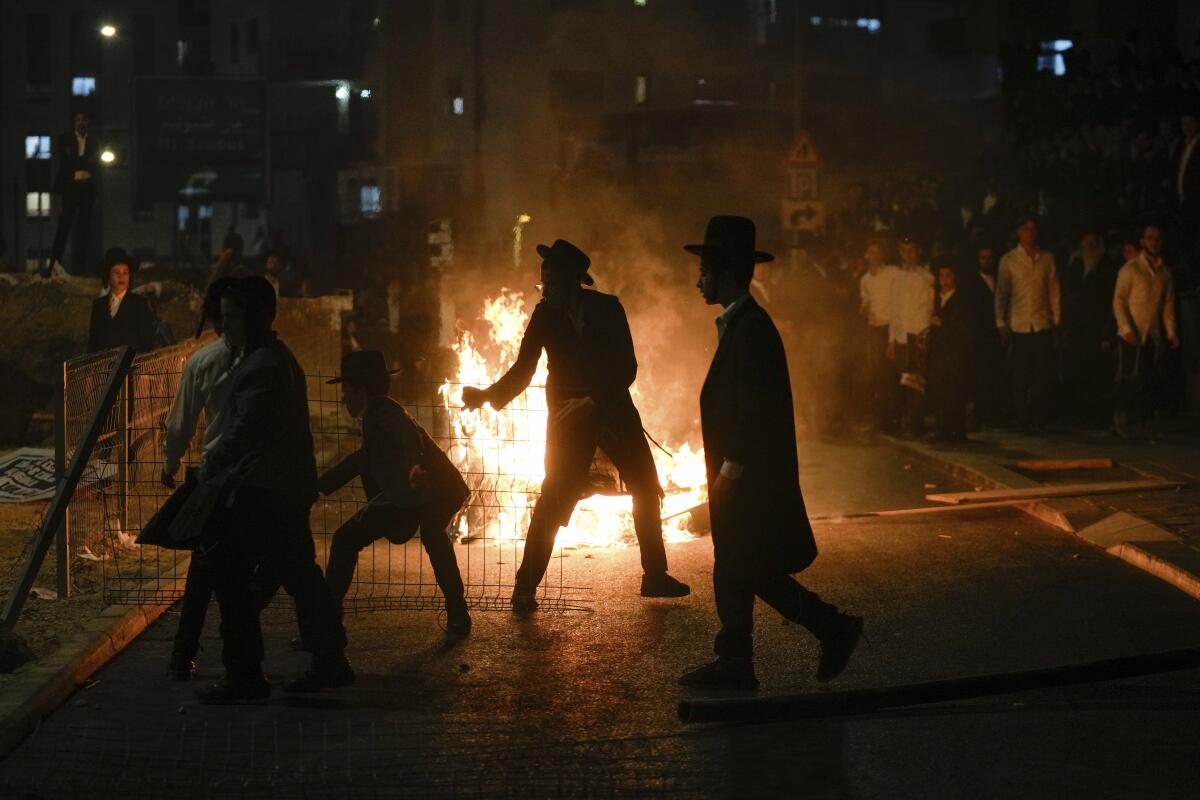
left=54, top=361, right=70, bottom=598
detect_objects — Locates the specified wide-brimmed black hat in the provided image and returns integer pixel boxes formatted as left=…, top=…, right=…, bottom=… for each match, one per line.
left=97, top=246, right=139, bottom=278
left=684, top=215, right=774, bottom=265
left=326, top=350, right=402, bottom=385
left=535, top=239, right=594, bottom=286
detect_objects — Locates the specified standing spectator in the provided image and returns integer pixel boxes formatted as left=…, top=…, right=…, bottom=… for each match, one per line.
left=87, top=247, right=156, bottom=354
left=962, top=245, right=1004, bottom=427
left=1061, top=230, right=1119, bottom=426
left=887, top=236, right=935, bottom=436
left=49, top=111, right=99, bottom=276
left=995, top=216, right=1061, bottom=432
left=264, top=250, right=307, bottom=298
left=1112, top=224, right=1180, bottom=435
left=928, top=265, right=976, bottom=441
left=859, top=239, right=900, bottom=430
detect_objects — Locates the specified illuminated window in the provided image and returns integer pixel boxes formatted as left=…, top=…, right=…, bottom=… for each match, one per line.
left=360, top=184, right=382, bottom=218
left=72, top=76, right=97, bottom=96
left=634, top=75, right=648, bottom=105
left=452, top=96, right=465, bottom=115
left=25, top=135, right=51, bottom=160
left=635, top=0, right=647, bottom=6
left=26, top=192, right=51, bottom=218
left=1037, top=40, right=1072, bottom=76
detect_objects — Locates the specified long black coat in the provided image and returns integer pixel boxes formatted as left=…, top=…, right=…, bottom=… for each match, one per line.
left=927, top=289, right=976, bottom=402
left=87, top=293, right=156, bottom=354
left=204, top=334, right=318, bottom=511
left=700, top=297, right=817, bottom=574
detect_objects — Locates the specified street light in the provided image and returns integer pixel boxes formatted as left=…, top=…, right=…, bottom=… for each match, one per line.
left=100, top=149, right=116, bottom=165
left=335, top=84, right=351, bottom=101
left=100, top=24, right=117, bottom=38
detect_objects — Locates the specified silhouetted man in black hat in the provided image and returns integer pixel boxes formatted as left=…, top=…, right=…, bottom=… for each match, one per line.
left=462, top=239, right=690, bottom=614
left=680, top=215, right=862, bottom=690
left=318, top=351, right=472, bottom=635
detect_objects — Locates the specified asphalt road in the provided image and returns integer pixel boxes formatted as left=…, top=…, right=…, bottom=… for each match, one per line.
left=3, top=438, right=1200, bottom=798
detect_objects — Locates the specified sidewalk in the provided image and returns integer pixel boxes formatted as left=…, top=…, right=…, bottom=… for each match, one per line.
left=885, top=425, right=1200, bottom=602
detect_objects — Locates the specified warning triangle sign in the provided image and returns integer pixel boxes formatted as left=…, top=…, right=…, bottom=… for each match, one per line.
left=785, top=131, right=820, bottom=166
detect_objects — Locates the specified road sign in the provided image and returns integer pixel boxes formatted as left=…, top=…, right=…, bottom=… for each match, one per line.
left=785, top=131, right=820, bottom=167
left=782, top=199, right=825, bottom=232
left=788, top=168, right=819, bottom=201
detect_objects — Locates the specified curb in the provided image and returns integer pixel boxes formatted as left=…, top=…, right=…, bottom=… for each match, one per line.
left=883, top=435, right=1200, bottom=603
left=0, top=567, right=187, bottom=758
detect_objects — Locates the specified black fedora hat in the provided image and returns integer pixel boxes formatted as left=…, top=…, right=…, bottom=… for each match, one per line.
left=535, top=239, right=594, bottom=286
left=684, top=215, right=774, bottom=264
left=97, top=246, right=140, bottom=278
left=326, top=350, right=403, bottom=385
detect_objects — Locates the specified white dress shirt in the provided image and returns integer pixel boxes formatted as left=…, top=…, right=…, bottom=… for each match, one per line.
left=860, top=264, right=899, bottom=327
left=888, top=265, right=935, bottom=344
left=1113, top=252, right=1177, bottom=345
left=980, top=272, right=996, bottom=293
left=714, top=293, right=751, bottom=480
left=108, top=289, right=126, bottom=318
left=74, top=132, right=92, bottom=182
left=162, top=337, right=237, bottom=475
left=995, top=246, right=1061, bottom=332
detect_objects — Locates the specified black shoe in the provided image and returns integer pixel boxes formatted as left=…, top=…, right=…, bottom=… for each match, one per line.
left=446, top=606, right=472, bottom=637
left=817, top=614, right=863, bottom=683
left=195, top=674, right=271, bottom=704
left=289, top=636, right=313, bottom=653
left=640, top=572, right=691, bottom=598
left=167, top=650, right=196, bottom=682
left=678, top=659, right=759, bottom=691
left=284, top=656, right=356, bottom=693
left=511, top=587, right=538, bottom=617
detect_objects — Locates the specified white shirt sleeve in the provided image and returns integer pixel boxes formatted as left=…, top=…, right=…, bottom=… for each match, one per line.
left=162, top=358, right=202, bottom=476
left=1113, top=265, right=1136, bottom=341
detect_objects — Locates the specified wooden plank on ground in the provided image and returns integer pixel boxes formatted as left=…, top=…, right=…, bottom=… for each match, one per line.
left=926, top=479, right=1182, bottom=505
left=1014, top=457, right=1114, bottom=471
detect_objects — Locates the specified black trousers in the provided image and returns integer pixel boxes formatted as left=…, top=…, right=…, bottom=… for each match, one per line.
left=1115, top=339, right=1163, bottom=427
left=172, top=556, right=285, bottom=660
left=892, top=339, right=927, bottom=435
left=712, top=556, right=838, bottom=660
left=325, top=496, right=467, bottom=610
left=201, top=490, right=346, bottom=678
left=866, top=324, right=898, bottom=428
left=50, top=186, right=94, bottom=274
left=1008, top=330, right=1055, bottom=428
left=515, top=415, right=667, bottom=592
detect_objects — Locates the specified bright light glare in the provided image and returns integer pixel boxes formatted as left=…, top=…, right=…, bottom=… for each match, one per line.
left=100, top=24, right=117, bottom=38
left=359, top=89, right=372, bottom=99
left=335, top=84, right=351, bottom=101
left=100, top=149, right=116, bottom=164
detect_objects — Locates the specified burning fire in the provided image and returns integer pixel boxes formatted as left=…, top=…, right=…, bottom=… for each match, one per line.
left=439, top=289, right=707, bottom=548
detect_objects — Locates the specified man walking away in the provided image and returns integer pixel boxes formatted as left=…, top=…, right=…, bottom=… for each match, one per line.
left=680, top=215, right=862, bottom=691
left=195, top=277, right=352, bottom=703
left=160, top=278, right=238, bottom=680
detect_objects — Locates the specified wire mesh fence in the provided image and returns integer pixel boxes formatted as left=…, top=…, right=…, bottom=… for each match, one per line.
left=62, top=344, right=590, bottom=612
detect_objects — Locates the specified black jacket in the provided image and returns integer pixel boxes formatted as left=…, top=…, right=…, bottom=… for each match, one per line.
left=319, top=396, right=469, bottom=521
left=1061, top=256, right=1118, bottom=342
left=53, top=131, right=99, bottom=196
left=700, top=297, right=817, bottom=574
left=204, top=334, right=318, bottom=511
left=87, top=293, right=156, bottom=354
left=928, top=289, right=976, bottom=396
left=487, top=290, right=643, bottom=433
